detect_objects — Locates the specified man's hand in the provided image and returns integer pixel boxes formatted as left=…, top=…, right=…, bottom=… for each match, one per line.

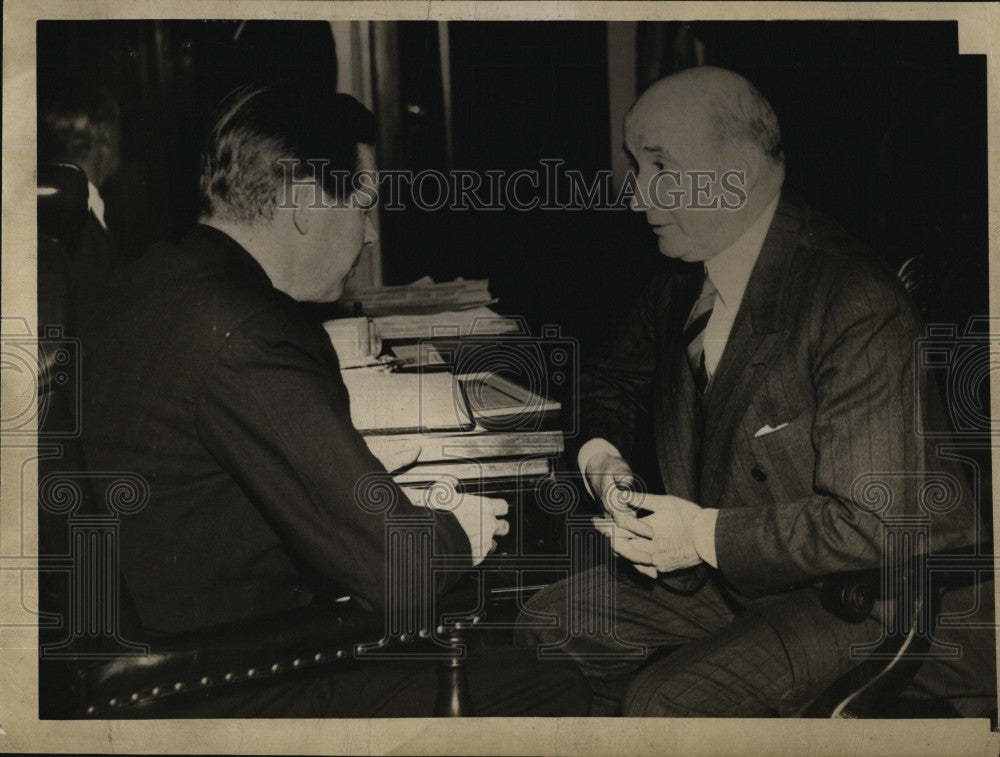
left=365, top=436, right=421, bottom=472
left=596, top=494, right=702, bottom=578
left=582, top=451, right=654, bottom=538
left=407, top=479, right=509, bottom=566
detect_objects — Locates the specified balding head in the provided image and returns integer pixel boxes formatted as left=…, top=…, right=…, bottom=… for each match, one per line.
left=628, top=67, right=783, bottom=166
left=624, top=67, right=785, bottom=262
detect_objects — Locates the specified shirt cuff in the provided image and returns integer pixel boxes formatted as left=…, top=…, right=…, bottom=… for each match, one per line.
left=577, top=438, right=623, bottom=499
left=691, top=507, right=719, bottom=568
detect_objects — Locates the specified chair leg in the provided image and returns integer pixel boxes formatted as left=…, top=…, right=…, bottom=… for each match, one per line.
left=434, top=630, right=474, bottom=716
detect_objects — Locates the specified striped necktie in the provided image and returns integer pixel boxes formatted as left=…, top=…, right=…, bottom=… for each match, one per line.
left=683, top=272, right=717, bottom=394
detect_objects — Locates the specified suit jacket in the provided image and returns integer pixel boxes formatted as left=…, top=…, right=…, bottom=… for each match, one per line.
left=78, top=225, right=470, bottom=634
left=577, top=194, right=981, bottom=611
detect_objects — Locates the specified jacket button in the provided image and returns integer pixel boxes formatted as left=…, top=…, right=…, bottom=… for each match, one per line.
left=751, top=467, right=767, bottom=482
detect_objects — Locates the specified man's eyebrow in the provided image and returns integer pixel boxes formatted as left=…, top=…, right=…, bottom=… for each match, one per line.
left=622, top=143, right=676, bottom=165
left=642, top=145, right=675, bottom=160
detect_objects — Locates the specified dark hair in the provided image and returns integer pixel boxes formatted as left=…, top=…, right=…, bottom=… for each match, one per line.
left=199, top=82, right=377, bottom=225
left=38, top=81, right=120, bottom=165
left=710, top=80, right=783, bottom=164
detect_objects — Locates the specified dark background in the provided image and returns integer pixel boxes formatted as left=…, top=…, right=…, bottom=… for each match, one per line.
left=37, top=20, right=988, bottom=346
left=36, top=17, right=993, bottom=525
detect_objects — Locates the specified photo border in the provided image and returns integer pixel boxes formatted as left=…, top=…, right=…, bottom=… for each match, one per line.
left=3, top=2, right=998, bottom=754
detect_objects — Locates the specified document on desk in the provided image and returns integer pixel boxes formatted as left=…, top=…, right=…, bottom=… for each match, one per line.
left=340, top=371, right=475, bottom=434
left=394, top=456, right=552, bottom=486
left=342, top=276, right=496, bottom=316
left=373, top=306, right=522, bottom=341
left=365, top=429, right=565, bottom=463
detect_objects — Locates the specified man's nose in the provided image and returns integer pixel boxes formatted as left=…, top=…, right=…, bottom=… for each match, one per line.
left=364, top=215, right=379, bottom=244
left=628, top=171, right=649, bottom=213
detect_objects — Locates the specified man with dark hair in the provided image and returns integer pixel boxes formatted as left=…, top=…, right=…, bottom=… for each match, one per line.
left=518, top=67, right=993, bottom=717
left=38, top=80, right=122, bottom=321
left=39, top=82, right=122, bottom=200
left=76, top=82, right=589, bottom=716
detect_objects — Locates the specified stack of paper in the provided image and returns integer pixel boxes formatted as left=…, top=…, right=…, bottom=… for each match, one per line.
left=374, top=307, right=523, bottom=341
left=341, top=277, right=496, bottom=316
left=340, top=371, right=473, bottom=434
left=340, top=369, right=563, bottom=493
left=377, top=429, right=564, bottom=465
left=393, top=457, right=553, bottom=488
left=336, top=276, right=562, bottom=493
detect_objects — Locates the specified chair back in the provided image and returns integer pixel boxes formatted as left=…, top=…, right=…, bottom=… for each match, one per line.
left=37, top=163, right=150, bottom=716
left=38, top=162, right=89, bottom=244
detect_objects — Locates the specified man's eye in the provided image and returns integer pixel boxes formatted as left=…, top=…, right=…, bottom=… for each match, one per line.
left=653, top=161, right=666, bottom=171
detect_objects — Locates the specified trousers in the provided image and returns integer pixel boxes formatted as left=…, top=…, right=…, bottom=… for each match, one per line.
left=515, top=561, right=885, bottom=717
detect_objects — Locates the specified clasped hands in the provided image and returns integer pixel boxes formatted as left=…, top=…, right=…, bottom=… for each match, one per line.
left=585, top=451, right=702, bottom=578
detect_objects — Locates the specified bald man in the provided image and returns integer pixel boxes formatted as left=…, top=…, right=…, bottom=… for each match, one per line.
left=517, top=67, right=991, bottom=717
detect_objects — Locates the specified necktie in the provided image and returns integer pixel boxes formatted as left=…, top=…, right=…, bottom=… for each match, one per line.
left=683, top=272, right=716, bottom=394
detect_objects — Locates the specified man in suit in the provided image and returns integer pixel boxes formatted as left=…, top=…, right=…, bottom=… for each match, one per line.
left=38, top=81, right=121, bottom=310
left=76, top=83, right=589, bottom=716
left=517, top=67, right=993, bottom=716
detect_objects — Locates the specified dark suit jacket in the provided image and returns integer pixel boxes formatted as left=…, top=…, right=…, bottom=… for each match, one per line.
left=577, top=195, right=982, bottom=647
left=79, top=225, right=470, bottom=633
left=68, top=212, right=113, bottom=323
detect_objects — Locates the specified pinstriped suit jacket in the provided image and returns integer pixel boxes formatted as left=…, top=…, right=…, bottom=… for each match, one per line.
left=578, top=195, right=981, bottom=604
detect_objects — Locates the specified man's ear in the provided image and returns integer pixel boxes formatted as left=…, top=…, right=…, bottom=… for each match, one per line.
left=291, top=183, right=311, bottom=235
left=733, top=145, right=763, bottom=198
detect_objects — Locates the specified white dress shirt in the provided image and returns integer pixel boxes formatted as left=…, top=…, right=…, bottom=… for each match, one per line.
left=88, top=180, right=108, bottom=231
left=579, top=194, right=781, bottom=568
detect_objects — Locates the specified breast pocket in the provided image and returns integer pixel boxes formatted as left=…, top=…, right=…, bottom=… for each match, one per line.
left=748, top=409, right=814, bottom=457
left=743, top=410, right=816, bottom=501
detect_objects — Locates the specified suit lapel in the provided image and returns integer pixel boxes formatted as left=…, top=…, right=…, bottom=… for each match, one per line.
left=699, top=197, right=806, bottom=506
left=655, top=267, right=703, bottom=501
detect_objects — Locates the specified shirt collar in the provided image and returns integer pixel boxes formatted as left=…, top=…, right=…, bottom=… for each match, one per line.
left=704, top=193, right=780, bottom=310
left=87, top=181, right=107, bottom=230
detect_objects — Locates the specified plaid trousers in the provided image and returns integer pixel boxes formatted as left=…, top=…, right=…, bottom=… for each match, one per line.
left=516, top=561, right=884, bottom=717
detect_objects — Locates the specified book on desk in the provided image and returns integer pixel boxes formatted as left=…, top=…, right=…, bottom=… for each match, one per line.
left=340, top=368, right=562, bottom=492
left=331, top=276, right=564, bottom=493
